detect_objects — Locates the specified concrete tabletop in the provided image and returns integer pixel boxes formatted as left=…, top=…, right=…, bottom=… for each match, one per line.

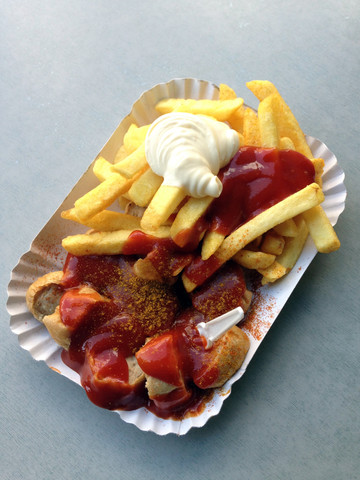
left=1, top=1, right=359, bottom=479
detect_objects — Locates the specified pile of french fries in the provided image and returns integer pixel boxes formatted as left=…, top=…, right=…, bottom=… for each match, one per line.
left=61, top=80, right=340, bottom=291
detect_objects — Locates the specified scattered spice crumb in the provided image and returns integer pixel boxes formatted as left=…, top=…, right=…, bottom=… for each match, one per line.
left=242, top=273, right=275, bottom=341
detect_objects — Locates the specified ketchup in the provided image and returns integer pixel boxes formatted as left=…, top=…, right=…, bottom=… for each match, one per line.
left=58, top=146, right=314, bottom=419
left=184, top=146, right=315, bottom=286
left=60, top=254, right=247, bottom=418
left=61, top=254, right=180, bottom=411
left=208, top=146, right=315, bottom=234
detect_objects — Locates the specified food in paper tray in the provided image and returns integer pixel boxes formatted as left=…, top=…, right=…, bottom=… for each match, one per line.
left=26, top=80, right=340, bottom=420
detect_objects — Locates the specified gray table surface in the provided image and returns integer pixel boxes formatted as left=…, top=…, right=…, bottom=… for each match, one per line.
left=2, top=1, right=359, bottom=479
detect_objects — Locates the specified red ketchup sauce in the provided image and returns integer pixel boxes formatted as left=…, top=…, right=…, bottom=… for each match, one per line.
left=60, top=253, right=246, bottom=418
left=209, top=146, right=315, bottom=234
left=184, top=146, right=315, bottom=286
left=58, top=146, right=313, bottom=418
left=61, top=254, right=180, bottom=411
left=123, top=230, right=194, bottom=279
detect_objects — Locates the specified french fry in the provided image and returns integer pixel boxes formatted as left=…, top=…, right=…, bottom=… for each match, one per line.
left=181, top=275, right=198, bottom=293
left=62, top=226, right=171, bottom=256
left=112, top=143, right=148, bottom=178
left=219, top=83, right=237, bottom=100
left=248, top=83, right=323, bottom=185
left=261, top=230, right=285, bottom=255
left=182, top=183, right=324, bottom=292
left=276, top=215, right=309, bottom=270
left=269, top=93, right=313, bottom=159
left=232, top=249, right=276, bottom=270
left=273, top=218, right=298, bottom=237
left=123, top=124, right=150, bottom=153
left=61, top=208, right=141, bottom=231
left=246, top=80, right=278, bottom=101
left=93, top=157, right=116, bottom=181
left=133, top=258, right=162, bottom=281
left=279, top=136, right=295, bottom=150
left=247, top=84, right=313, bottom=158
left=74, top=170, right=146, bottom=222
left=302, top=205, right=340, bottom=253
left=243, top=107, right=261, bottom=146
left=114, top=144, right=128, bottom=163
left=258, top=261, right=288, bottom=285
left=127, top=169, right=163, bottom=207
left=228, top=107, right=245, bottom=134
left=219, top=84, right=245, bottom=133
left=60, top=80, right=339, bottom=297
left=156, top=98, right=244, bottom=122
left=312, top=157, right=325, bottom=186
left=201, top=230, right=225, bottom=260
left=258, top=95, right=280, bottom=148
left=140, top=185, right=187, bottom=231
left=237, top=131, right=245, bottom=146
left=170, top=196, right=213, bottom=247
left=248, top=236, right=263, bottom=250
left=62, top=230, right=135, bottom=255
left=216, top=183, right=324, bottom=262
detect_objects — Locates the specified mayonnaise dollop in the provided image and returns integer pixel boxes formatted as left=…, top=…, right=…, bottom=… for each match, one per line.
left=145, top=112, right=239, bottom=198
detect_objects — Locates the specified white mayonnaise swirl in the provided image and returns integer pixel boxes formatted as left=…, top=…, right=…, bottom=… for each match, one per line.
left=145, top=112, right=239, bottom=198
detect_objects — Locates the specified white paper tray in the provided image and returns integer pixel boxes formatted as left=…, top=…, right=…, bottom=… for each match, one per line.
left=7, top=78, right=346, bottom=435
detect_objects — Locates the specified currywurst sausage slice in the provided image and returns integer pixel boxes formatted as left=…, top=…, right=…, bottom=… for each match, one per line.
left=26, top=271, right=64, bottom=322
left=193, top=326, right=250, bottom=389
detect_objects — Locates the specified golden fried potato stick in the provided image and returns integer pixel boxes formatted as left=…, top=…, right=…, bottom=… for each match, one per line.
left=216, top=183, right=324, bottom=262
left=302, top=205, right=340, bottom=253
left=246, top=80, right=279, bottom=101
left=140, top=185, right=187, bottom=231
left=201, top=230, right=225, bottom=260
left=114, top=144, right=128, bottom=163
left=312, top=157, right=325, bottom=187
left=257, top=95, right=330, bottom=245
left=279, top=136, right=295, bottom=150
left=228, top=107, right=245, bottom=134
left=62, top=226, right=171, bottom=256
left=258, top=95, right=280, bottom=148
left=93, top=157, right=116, bottom=181
left=218, top=84, right=245, bottom=133
left=127, top=169, right=163, bottom=207
left=269, top=93, right=313, bottom=158
left=243, top=107, right=261, bottom=146
left=74, top=169, right=146, bottom=222
left=247, top=86, right=324, bottom=182
left=273, top=218, right=299, bottom=237
left=258, top=261, right=288, bottom=285
left=261, top=230, right=285, bottom=256
left=133, top=258, right=162, bottom=282
left=155, top=98, right=244, bottom=122
left=232, top=249, right=276, bottom=270
left=123, top=124, right=150, bottom=153
left=170, top=196, right=213, bottom=247
left=247, top=82, right=313, bottom=159
left=182, top=183, right=324, bottom=292
left=112, top=142, right=148, bottom=178
left=219, top=84, right=237, bottom=100
left=61, top=208, right=141, bottom=231
left=276, top=215, right=309, bottom=271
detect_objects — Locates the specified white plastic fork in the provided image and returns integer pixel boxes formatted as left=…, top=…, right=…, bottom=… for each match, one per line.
left=196, top=306, right=244, bottom=349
